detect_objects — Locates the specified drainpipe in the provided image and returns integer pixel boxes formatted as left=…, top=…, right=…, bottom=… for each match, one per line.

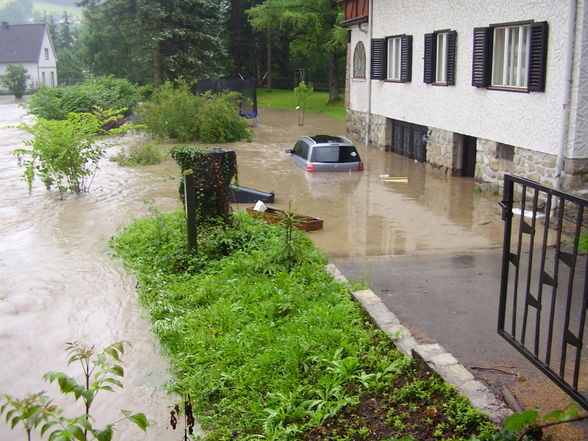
left=365, top=0, right=373, bottom=147
left=556, top=0, right=578, bottom=190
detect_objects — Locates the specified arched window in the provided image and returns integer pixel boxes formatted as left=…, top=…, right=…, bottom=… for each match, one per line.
left=353, top=41, right=366, bottom=78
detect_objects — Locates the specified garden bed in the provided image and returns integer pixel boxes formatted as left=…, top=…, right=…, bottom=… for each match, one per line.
left=111, top=211, right=497, bottom=440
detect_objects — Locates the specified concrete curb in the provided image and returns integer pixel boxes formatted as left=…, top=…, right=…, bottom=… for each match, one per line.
left=326, top=263, right=512, bottom=425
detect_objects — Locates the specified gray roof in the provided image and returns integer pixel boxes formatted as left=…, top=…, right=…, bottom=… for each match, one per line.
left=0, top=24, right=48, bottom=63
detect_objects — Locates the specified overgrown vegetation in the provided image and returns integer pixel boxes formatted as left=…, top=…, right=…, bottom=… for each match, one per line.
left=138, top=82, right=252, bottom=143
left=26, top=76, right=142, bottom=120
left=0, top=341, right=147, bottom=441
left=110, top=142, right=164, bottom=166
left=111, top=210, right=498, bottom=441
left=15, top=108, right=127, bottom=197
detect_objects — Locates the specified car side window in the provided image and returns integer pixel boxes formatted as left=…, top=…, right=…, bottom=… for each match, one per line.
left=300, top=142, right=309, bottom=160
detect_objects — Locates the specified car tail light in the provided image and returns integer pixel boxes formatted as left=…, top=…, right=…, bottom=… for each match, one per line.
left=358, top=161, right=364, bottom=171
left=305, top=163, right=315, bottom=172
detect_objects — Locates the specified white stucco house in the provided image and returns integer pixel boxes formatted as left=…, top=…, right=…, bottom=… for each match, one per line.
left=338, top=0, right=588, bottom=191
left=0, top=22, right=58, bottom=92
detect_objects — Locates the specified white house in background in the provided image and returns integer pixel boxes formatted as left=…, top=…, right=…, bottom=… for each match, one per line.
left=0, top=22, right=58, bottom=91
left=338, top=0, right=588, bottom=192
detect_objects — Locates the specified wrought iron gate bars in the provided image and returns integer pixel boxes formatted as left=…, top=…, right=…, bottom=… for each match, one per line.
left=498, top=174, right=587, bottom=410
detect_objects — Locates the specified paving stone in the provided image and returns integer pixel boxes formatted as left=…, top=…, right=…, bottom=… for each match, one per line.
left=413, top=343, right=445, bottom=362
left=326, top=263, right=348, bottom=283
left=433, top=363, right=476, bottom=386
left=351, top=289, right=381, bottom=304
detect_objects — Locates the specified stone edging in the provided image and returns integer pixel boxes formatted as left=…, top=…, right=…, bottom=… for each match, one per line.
left=326, top=264, right=512, bottom=425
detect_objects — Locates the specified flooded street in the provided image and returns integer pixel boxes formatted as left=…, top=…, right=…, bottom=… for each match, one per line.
left=204, top=108, right=505, bottom=258
left=0, top=101, right=505, bottom=440
left=0, top=100, right=181, bottom=441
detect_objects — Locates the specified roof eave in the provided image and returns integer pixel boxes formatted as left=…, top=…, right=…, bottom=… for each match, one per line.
left=339, top=16, right=369, bottom=28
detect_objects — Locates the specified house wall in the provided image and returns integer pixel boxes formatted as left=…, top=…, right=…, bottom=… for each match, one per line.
left=37, top=29, right=58, bottom=88
left=345, top=0, right=588, bottom=191
left=0, top=29, right=58, bottom=93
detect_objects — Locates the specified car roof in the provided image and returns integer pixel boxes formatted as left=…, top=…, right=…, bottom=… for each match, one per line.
left=304, top=135, right=353, bottom=145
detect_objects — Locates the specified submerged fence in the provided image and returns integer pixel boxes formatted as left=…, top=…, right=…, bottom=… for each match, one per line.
left=498, top=174, right=587, bottom=409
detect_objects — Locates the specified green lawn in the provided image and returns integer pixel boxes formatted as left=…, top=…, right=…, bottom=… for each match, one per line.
left=257, top=88, right=346, bottom=121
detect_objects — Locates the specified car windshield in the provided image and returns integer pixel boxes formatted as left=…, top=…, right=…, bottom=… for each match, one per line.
left=311, top=146, right=359, bottom=163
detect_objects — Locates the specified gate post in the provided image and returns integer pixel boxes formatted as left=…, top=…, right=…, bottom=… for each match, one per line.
left=498, top=175, right=514, bottom=334
left=183, top=169, right=198, bottom=252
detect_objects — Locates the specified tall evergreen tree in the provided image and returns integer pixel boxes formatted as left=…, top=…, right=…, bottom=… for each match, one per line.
left=78, top=0, right=226, bottom=85
left=58, top=11, right=75, bottom=50
left=225, top=0, right=263, bottom=79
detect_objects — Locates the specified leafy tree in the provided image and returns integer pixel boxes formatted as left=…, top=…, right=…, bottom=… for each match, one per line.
left=247, top=0, right=346, bottom=103
left=0, top=64, right=30, bottom=98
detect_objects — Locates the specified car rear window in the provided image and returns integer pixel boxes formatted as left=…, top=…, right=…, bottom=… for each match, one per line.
left=311, top=146, right=360, bottom=163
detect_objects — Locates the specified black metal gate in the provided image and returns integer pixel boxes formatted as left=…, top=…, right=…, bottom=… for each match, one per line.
left=498, top=175, right=587, bottom=409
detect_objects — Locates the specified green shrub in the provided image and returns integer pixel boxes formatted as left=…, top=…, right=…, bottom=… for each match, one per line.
left=110, top=142, right=164, bottom=166
left=27, top=76, right=141, bottom=120
left=15, top=109, right=126, bottom=197
left=138, top=81, right=252, bottom=143
left=0, top=64, right=30, bottom=98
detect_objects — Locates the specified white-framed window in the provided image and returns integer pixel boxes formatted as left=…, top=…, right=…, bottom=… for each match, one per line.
left=473, top=21, right=547, bottom=92
left=353, top=41, right=366, bottom=78
left=44, top=48, right=49, bottom=60
left=491, top=24, right=530, bottom=88
left=387, top=36, right=402, bottom=80
left=371, top=35, right=412, bottom=82
left=42, top=72, right=46, bottom=84
left=435, top=32, right=448, bottom=84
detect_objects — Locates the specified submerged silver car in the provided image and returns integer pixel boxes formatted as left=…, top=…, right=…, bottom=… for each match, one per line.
left=285, top=135, right=364, bottom=172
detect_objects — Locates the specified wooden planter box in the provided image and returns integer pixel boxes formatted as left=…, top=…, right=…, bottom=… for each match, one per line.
left=246, top=207, right=323, bottom=232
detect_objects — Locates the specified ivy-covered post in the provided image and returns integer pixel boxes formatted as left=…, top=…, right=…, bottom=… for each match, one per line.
left=171, top=146, right=238, bottom=231
left=183, top=169, right=198, bottom=251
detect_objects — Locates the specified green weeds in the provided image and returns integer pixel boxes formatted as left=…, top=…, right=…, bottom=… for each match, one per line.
left=110, top=142, right=165, bottom=166
left=111, top=211, right=496, bottom=440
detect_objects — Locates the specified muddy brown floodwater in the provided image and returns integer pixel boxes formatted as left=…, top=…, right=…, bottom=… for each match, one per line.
left=0, top=100, right=506, bottom=441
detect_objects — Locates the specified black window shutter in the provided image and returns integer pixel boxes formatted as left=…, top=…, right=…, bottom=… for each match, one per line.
left=423, top=33, right=436, bottom=84
left=528, top=21, right=548, bottom=92
left=446, top=30, right=457, bottom=86
left=371, top=38, right=386, bottom=80
left=472, top=27, right=491, bottom=87
left=400, top=35, right=412, bottom=83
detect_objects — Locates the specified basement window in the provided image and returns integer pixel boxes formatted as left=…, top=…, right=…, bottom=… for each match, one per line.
left=496, top=143, right=515, bottom=161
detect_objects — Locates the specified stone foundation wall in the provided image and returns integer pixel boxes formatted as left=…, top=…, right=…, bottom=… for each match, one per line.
left=347, top=112, right=587, bottom=193
left=476, top=139, right=558, bottom=189
left=426, top=128, right=455, bottom=174
left=562, top=158, right=588, bottom=194
left=346, top=109, right=389, bottom=150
